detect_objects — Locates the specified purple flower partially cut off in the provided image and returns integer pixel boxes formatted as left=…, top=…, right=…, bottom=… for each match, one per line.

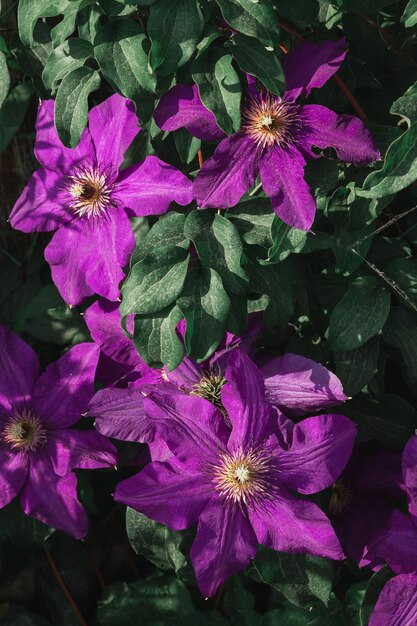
left=369, top=573, right=417, bottom=626
left=154, top=38, right=380, bottom=231
left=86, top=302, right=347, bottom=448
left=113, top=349, right=356, bottom=596
left=327, top=443, right=403, bottom=565
left=9, top=95, right=193, bottom=306
left=358, top=435, right=417, bottom=574
left=0, top=324, right=116, bottom=538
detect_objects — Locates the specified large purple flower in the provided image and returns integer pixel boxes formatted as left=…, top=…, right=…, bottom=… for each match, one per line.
left=154, top=38, right=380, bottom=230
left=9, top=94, right=193, bottom=305
left=0, top=325, right=116, bottom=538
left=114, top=349, right=356, bottom=596
left=86, top=300, right=347, bottom=445
left=327, top=443, right=402, bottom=565
left=369, top=573, right=417, bottom=626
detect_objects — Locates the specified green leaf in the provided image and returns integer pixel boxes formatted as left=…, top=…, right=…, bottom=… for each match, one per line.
left=215, top=0, right=280, bottom=46
left=126, top=508, right=187, bottom=572
left=148, top=0, right=204, bottom=75
left=328, top=277, right=390, bottom=351
left=360, top=567, right=392, bottom=626
left=344, top=394, right=417, bottom=448
left=246, top=256, right=293, bottom=331
left=50, top=0, right=86, bottom=47
left=360, top=123, right=417, bottom=198
left=94, top=19, right=156, bottom=122
left=0, top=82, right=34, bottom=153
left=0, top=500, right=53, bottom=545
left=334, top=337, right=379, bottom=396
left=174, top=127, right=201, bottom=164
left=184, top=211, right=248, bottom=295
left=97, top=575, right=194, bottom=626
left=133, top=304, right=185, bottom=369
left=265, top=215, right=307, bottom=263
left=17, top=0, right=69, bottom=47
left=177, top=267, right=231, bottom=362
left=131, top=212, right=189, bottom=264
left=385, top=257, right=417, bottom=309
left=390, top=80, right=417, bottom=124
left=251, top=547, right=333, bottom=608
left=402, top=0, right=417, bottom=27
left=230, top=33, right=285, bottom=96
left=383, top=306, right=417, bottom=384
left=55, top=65, right=101, bottom=147
left=99, top=0, right=139, bottom=15
left=227, top=198, right=274, bottom=248
left=0, top=49, right=10, bottom=108
left=121, top=245, right=189, bottom=316
left=192, top=47, right=241, bottom=135
left=43, top=38, right=93, bottom=92
left=275, top=0, right=319, bottom=25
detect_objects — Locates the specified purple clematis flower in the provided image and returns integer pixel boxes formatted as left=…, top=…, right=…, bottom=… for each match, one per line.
left=0, top=325, right=116, bottom=538
left=113, top=349, right=356, bottom=596
left=369, top=573, right=417, bottom=626
left=154, top=38, right=380, bottom=230
left=360, top=435, right=417, bottom=574
left=327, top=442, right=402, bottom=565
left=86, top=300, right=347, bottom=446
left=9, top=94, right=193, bottom=306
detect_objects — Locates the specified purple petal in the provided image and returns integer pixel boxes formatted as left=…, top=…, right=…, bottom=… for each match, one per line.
left=194, top=134, right=260, bottom=209
left=87, top=93, right=140, bottom=171
left=402, top=436, right=417, bottom=518
left=47, top=429, right=117, bottom=476
left=347, top=444, right=403, bottom=496
left=362, top=510, right=417, bottom=574
left=31, top=343, right=99, bottom=429
left=369, top=573, right=417, bottom=626
left=275, top=414, right=356, bottom=494
left=45, top=211, right=135, bottom=305
left=114, top=156, right=193, bottom=216
left=34, top=99, right=95, bottom=171
left=154, top=84, right=225, bottom=141
left=191, top=497, right=258, bottom=597
left=222, top=349, right=273, bottom=450
left=0, top=324, right=39, bottom=413
left=261, top=353, right=347, bottom=417
left=115, top=460, right=210, bottom=530
left=9, top=169, right=72, bottom=233
left=20, top=453, right=88, bottom=539
left=250, top=485, right=344, bottom=560
left=333, top=494, right=397, bottom=566
left=84, top=300, right=146, bottom=373
left=88, top=386, right=155, bottom=443
left=283, top=38, right=347, bottom=101
left=164, top=355, right=203, bottom=391
left=299, top=104, right=380, bottom=165
left=0, top=449, right=28, bottom=508
left=143, top=391, right=229, bottom=469
left=259, top=146, right=316, bottom=230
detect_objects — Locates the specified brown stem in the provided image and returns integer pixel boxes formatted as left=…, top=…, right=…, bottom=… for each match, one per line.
left=44, top=549, right=88, bottom=626
left=278, top=20, right=370, bottom=124
left=85, top=542, right=107, bottom=591
left=198, top=148, right=204, bottom=168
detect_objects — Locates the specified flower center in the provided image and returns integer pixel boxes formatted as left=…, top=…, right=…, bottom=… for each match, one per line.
left=212, top=447, right=271, bottom=506
left=3, top=408, right=47, bottom=452
left=242, top=95, right=299, bottom=149
left=190, top=374, right=226, bottom=410
left=67, top=164, right=116, bottom=219
left=329, top=480, right=353, bottom=515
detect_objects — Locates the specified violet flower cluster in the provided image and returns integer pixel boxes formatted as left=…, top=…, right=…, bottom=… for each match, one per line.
left=6, top=34, right=408, bottom=614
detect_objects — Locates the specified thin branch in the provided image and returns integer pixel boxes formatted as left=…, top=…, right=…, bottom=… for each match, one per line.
left=44, top=549, right=88, bottom=626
